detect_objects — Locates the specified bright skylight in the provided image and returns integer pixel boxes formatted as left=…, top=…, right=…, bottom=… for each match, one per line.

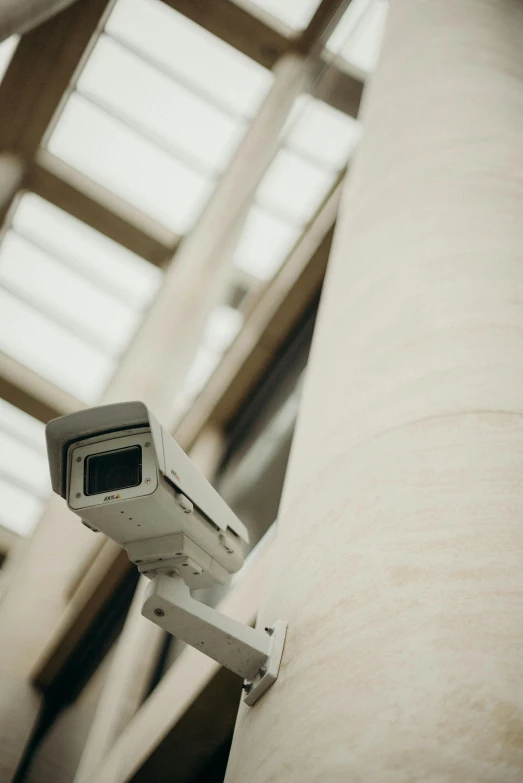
left=284, top=95, right=362, bottom=169
left=0, top=399, right=50, bottom=536
left=235, top=96, right=360, bottom=280
left=77, top=35, right=247, bottom=176
left=256, top=148, right=337, bottom=225
left=0, top=194, right=161, bottom=403
left=183, top=306, right=243, bottom=400
left=0, top=289, right=116, bottom=402
left=234, top=206, right=301, bottom=280
left=0, top=35, right=19, bottom=84
left=246, top=0, right=321, bottom=30
left=106, top=0, right=273, bottom=118
left=48, top=94, right=214, bottom=233
left=13, top=194, right=160, bottom=309
left=48, top=0, right=273, bottom=233
left=326, top=0, right=389, bottom=75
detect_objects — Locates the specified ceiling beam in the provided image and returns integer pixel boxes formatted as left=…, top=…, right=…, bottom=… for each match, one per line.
left=0, top=0, right=83, bottom=43
left=175, top=176, right=344, bottom=451
left=0, top=0, right=113, bottom=156
left=0, top=352, right=84, bottom=423
left=298, top=0, right=352, bottom=53
left=0, top=0, right=114, bottom=231
left=27, top=154, right=178, bottom=266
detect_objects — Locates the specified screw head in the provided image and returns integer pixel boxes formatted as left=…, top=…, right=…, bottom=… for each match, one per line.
left=258, top=667, right=267, bottom=678
left=145, top=442, right=151, bottom=447
left=145, top=478, right=151, bottom=484
left=76, top=456, right=82, bottom=463
left=154, top=608, right=165, bottom=617
left=75, top=492, right=81, bottom=499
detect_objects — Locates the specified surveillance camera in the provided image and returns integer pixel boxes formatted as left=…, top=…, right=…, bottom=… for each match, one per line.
left=46, top=401, right=248, bottom=590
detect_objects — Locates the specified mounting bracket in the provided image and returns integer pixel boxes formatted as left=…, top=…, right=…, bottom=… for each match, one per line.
left=142, top=573, right=287, bottom=706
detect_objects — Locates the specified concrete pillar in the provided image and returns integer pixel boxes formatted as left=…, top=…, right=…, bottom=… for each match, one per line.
left=226, top=1, right=523, bottom=780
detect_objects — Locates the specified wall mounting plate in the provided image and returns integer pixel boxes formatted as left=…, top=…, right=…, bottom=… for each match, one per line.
left=243, top=620, right=287, bottom=706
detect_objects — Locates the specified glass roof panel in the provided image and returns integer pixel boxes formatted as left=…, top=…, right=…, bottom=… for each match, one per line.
left=182, top=305, right=243, bottom=401
left=246, top=0, right=321, bottom=30
left=0, top=397, right=46, bottom=451
left=256, top=148, right=337, bottom=225
left=183, top=346, right=221, bottom=401
left=203, top=306, right=243, bottom=353
left=0, top=288, right=115, bottom=402
left=0, top=431, right=50, bottom=498
left=234, top=206, right=301, bottom=280
left=13, top=194, right=161, bottom=310
left=0, top=399, right=50, bottom=537
left=78, top=35, right=247, bottom=175
left=106, top=0, right=273, bottom=118
left=0, top=35, right=19, bottom=83
left=48, top=93, right=214, bottom=233
left=284, top=95, right=362, bottom=170
left=0, top=233, right=139, bottom=356
left=326, top=0, right=389, bottom=75
left=0, top=478, right=44, bottom=537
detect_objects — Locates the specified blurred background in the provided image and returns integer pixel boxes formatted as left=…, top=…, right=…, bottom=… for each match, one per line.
left=0, top=1, right=388, bottom=781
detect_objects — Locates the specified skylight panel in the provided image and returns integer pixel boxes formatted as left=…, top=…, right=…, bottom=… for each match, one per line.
left=48, top=94, right=214, bottom=233
left=0, top=478, right=44, bottom=537
left=0, top=194, right=162, bottom=404
left=246, top=0, right=321, bottom=30
left=0, top=35, right=19, bottom=84
left=326, top=0, right=389, bottom=75
left=284, top=95, right=362, bottom=170
left=183, top=346, right=221, bottom=401
left=234, top=206, right=301, bottom=280
left=0, top=233, right=139, bottom=356
left=13, top=194, right=161, bottom=310
left=256, top=148, right=337, bottom=225
left=0, top=431, right=50, bottom=498
left=180, top=305, right=243, bottom=403
left=0, top=398, right=46, bottom=452
left=0, top=288, right=115, bottom=403
left=78, top=35, right=247, bottom=175
left=203, top=306, right=243, bottom=354
left=0, top=400, right=50, bottom=537
left=106, top=0, right=273, bottom=118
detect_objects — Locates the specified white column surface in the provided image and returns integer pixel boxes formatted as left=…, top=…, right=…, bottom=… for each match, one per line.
left=226, top=1, right=523, bottom=780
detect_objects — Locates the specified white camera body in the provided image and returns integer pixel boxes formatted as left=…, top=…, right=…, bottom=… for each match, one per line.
left=46, top=401, right=249, bottom=590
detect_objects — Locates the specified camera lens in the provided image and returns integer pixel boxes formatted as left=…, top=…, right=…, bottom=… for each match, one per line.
left=85, top=446, right=142, bottom=496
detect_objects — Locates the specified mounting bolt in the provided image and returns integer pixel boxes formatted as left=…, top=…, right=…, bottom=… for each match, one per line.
left=258, top=667, right=267, bottom=678
left=242, top=682, right=253, bottom=694
left=76, top=456, right=82, bottom=462
left=154, top=608, right=165, bottom=617
left=75, top=492, right=81, bottom=499
left=265, top=627, right=274, bottom=636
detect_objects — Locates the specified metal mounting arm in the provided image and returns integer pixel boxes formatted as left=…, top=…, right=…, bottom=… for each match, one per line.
left=142, top=573, right=287, bottom=706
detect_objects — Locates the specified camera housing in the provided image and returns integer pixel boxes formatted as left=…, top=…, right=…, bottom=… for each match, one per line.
left=46, top=401, right=249, bottom=589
